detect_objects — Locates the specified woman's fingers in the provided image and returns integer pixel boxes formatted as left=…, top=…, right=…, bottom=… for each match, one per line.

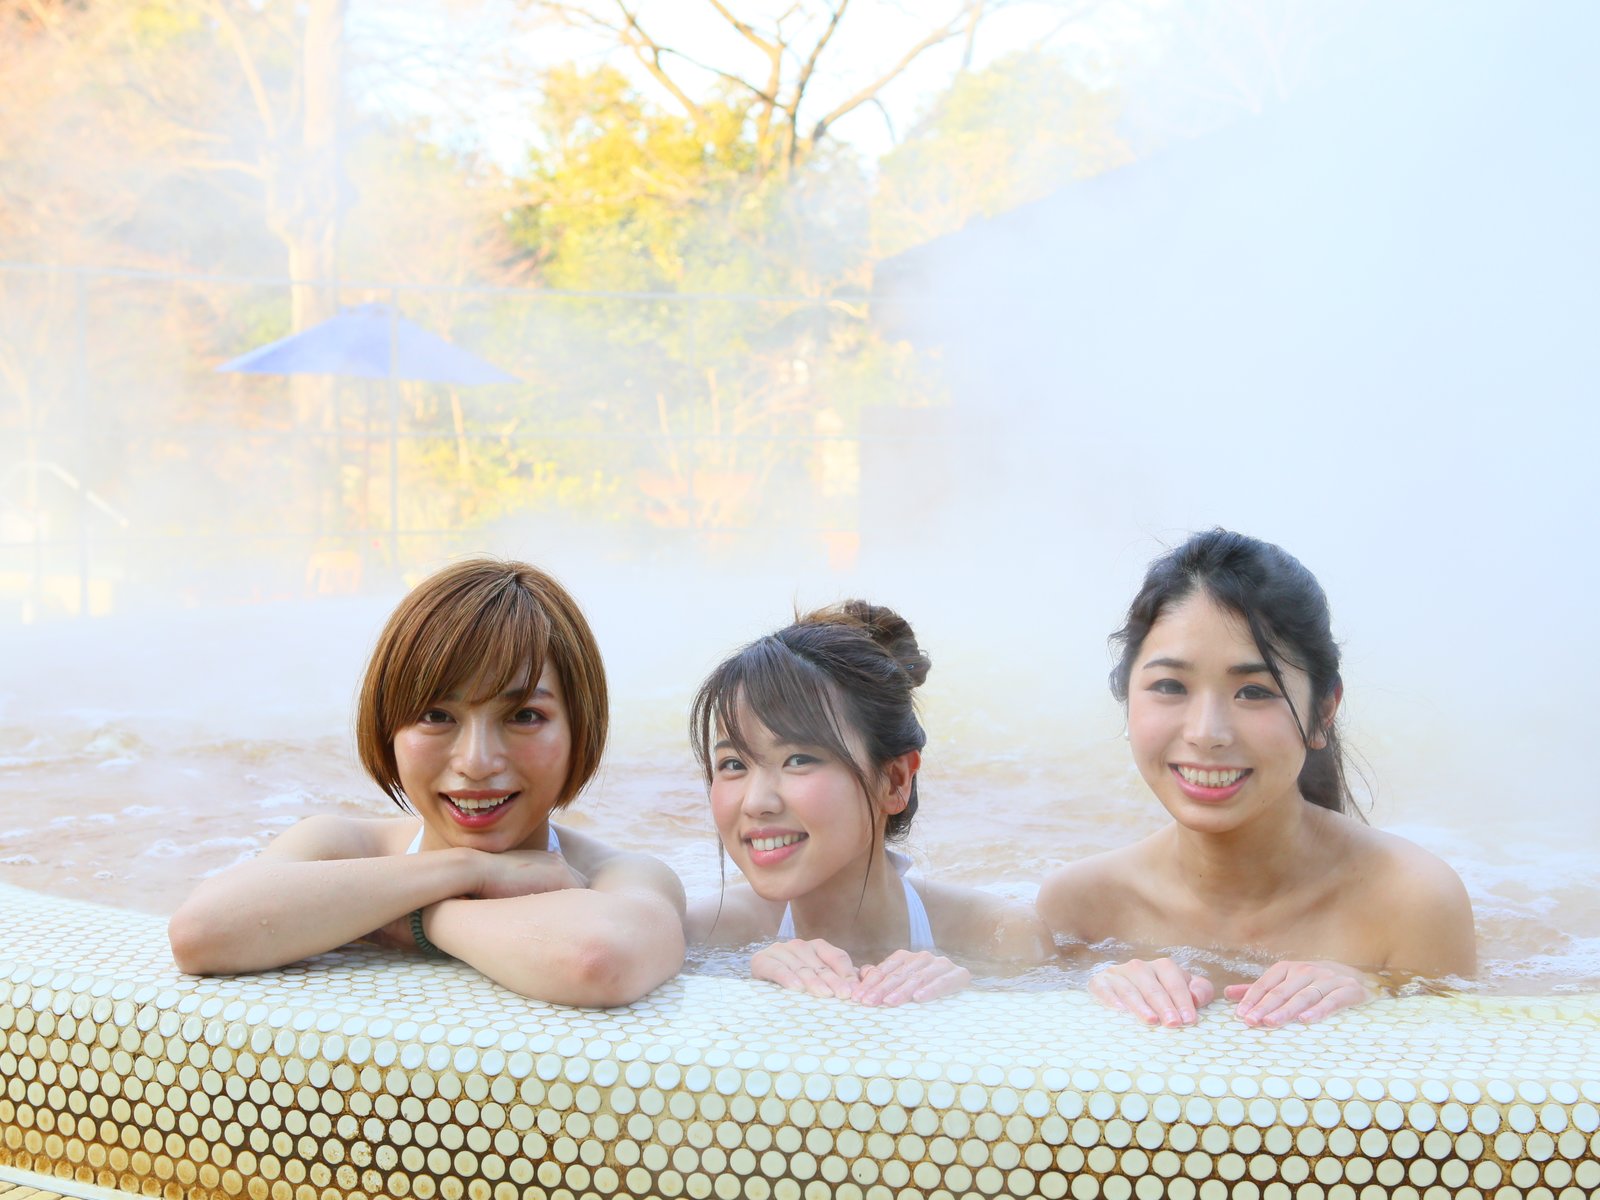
left=852, top=950, right=917, bottom=1005
left=750, top=939, right=858, bottom=999
left=1089, top=959, right=1207, bottom=1025
left=1231, top=961, right=1373, bottom=1026
left=473, top=850, right=586, bottom=899
left=813, top=940, right=857, bottom=979
left=1229, top=960, right=1291, bottom=1012
left=1088, top=968, right=1139, bottom=1016
left=1151, top=958, right=1202, bottom=1024
left=1296, top=978, right=1368, bottom=1023
left=854, top=950, right=970, bottom=1006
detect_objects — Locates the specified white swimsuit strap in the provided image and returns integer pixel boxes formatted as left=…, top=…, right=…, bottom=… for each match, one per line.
left=776, top=857, right=935, bottom=953
left=406, top=824, right=559, bottom=855
left=902, top=875, right=935, bottom=954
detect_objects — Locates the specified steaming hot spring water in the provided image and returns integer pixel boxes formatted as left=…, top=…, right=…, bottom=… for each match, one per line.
left=1, top=586, right=1596, bottom=1200
left=2, top=587, right=1594, bottom=992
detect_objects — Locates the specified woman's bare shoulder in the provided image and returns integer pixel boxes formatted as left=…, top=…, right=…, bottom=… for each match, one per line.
left=916, top=878, right=1052, bottom=964
left=1344, top=825, right=1465, bottom=915
left=550, top=823, right=610, bottom=871
left=549, top=826, right=686, bottom=915
left=555, top=824, right=661, bottom=870
left=1334, top=816, right=1468, bottom=900
left=686, top=884, right=780, bottom=947
left=260, top=813, right=414, bottom=862
left=1325, top=814, right=1476, bottom=974
left=1035, top=840, right=1159, bottom=938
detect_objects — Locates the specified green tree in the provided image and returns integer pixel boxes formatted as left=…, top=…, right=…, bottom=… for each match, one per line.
left=533, top=1, right=1004, bottom=178
left=872, top=51, right=1131, bottom=259
left=502, top=61, right=882, bottom=537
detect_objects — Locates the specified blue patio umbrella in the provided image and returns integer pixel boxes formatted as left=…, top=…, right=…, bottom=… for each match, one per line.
left=216, top=302, right=516, bottom=564
left=216, top=302, right=516, bottom=384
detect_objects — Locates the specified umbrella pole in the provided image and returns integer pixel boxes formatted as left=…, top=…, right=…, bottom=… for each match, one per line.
left=388, top=292, right=400, bottom=570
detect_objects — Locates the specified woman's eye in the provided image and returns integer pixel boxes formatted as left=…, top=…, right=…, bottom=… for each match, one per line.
left=508, top=707, right=545, bottom=725
left=1148, top=679, right=1185, bottom=695
left=784, top=753, right=820, bottom=768
left=716, top=756, right=746, bottom=774
left=417, top=708, right=452, bottom=725
left=1237, top=684, right=1278, bottom=701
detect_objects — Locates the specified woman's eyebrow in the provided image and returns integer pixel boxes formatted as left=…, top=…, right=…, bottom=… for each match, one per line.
left=1140, top=656, right=1273, bottom=675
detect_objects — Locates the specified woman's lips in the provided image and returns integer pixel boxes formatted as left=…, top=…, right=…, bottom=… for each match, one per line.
left=1170, top=765, right=1251, bottom=802
left=745, top=830, right=807, bottom=867
left=442, top=791, right=516, bottom=827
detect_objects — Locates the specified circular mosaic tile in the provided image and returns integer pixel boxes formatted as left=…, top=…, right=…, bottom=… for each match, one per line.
left=1, top=884, right=1596, bottom=1200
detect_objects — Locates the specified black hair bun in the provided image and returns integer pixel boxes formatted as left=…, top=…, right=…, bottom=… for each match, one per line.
left=806, top=599, right=931, bottom=687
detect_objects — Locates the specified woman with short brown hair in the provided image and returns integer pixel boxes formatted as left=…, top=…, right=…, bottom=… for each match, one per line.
left=168, top=558, right=685, bottom=1007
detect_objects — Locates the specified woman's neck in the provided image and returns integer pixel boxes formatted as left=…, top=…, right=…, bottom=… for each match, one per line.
left=1164, top=795, right=1333, bottom=912
left=784, top=846, right=908, bottom=959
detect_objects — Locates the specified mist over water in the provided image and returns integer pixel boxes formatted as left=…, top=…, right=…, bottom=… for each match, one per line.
left=1, top=0, right=1596, bottom=989
left=872, top=0, right=1600, bottom=837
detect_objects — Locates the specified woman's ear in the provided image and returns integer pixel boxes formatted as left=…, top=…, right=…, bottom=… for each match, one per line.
left=879, top=750, right=921, bottom=815
left=1309, top=684, right=1343, bottom=750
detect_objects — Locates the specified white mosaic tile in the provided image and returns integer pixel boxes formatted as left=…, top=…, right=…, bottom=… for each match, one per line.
left=1, top=883, right=1595, bottom=1199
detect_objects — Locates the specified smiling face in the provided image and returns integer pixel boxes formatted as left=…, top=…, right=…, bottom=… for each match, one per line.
left=709, top=705, right=900, bottom=905
left=1127, top=590, right=1329, bottom=834
left=393, top=662, right=572, bottom=853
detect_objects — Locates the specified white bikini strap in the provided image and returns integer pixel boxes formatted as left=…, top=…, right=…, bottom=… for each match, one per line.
left=776, top=857, right=935, bottom=953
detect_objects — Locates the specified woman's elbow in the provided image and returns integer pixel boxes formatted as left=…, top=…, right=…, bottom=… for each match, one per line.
left=168, top=907, right=232, bottom=975
left=549, top=918, right=685, bottom=1008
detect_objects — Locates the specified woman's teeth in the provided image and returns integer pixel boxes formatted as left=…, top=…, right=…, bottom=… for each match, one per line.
left=1176, top=766, right=1247, bottom=787
left=750, top=833, right=805, bottom=852
left=449, top=795, right=511, bottom=813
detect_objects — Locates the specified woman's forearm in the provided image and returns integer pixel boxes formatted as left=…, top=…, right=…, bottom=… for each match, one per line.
left=169, top=849, right=480, bottom=974
left=424, top=888, right=685, bottom=1007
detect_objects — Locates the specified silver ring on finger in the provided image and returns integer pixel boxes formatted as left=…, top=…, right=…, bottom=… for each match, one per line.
left=1307, top=983, right=1325, bottom=1001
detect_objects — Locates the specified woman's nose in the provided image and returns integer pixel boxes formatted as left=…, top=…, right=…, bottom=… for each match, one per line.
left=452, top=715, right=506, bottom=778
left=1184, top=692, right=1233, bottom=748
left=740, top=768, right=782, bottom=816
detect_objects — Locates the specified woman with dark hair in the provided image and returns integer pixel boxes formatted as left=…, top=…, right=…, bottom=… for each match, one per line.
left=168, top=558, right=686, bottom=1007
left=689, top=601, right=1049, bottom=1005
left=1037, top=530, right=1474, bottom=1027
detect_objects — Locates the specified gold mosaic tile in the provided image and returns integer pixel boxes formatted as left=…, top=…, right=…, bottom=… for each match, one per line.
left=1, top=883, right=1596, bottom=1200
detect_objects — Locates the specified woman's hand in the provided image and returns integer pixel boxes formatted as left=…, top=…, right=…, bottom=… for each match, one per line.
left=354, top=849, right=582, bottom=954
left=469, top=848, right=587, bottom=899
left=750, top=939, right=859, bottom=999
left=1225, top=960, right=1373, bottom=1026
left=1088, top=957, right=1216, bottom=1026
left=853, top=949, right=971, bottom=1006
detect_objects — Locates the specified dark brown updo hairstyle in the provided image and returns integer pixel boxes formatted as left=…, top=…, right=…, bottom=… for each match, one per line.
left=1110, top=529, right=1360, bottom=818
left=690, top=600, right=931, bottom=842
left=356, top=558, right=608, bottom=812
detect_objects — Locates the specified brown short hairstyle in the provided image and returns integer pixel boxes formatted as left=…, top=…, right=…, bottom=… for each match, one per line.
left=356, top=558, right=608, bottom=811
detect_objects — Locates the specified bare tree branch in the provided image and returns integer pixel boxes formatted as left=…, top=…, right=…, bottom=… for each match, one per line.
left=704, top=0, right=785, bottom=154
left=704, top=0, right=777, bottom=55
left=610, top=1, right=710, bottom=123
left=206, top=0, right=282, bottom=143
left=808, top=3, right=978, bottom=149
left=785, top=0, right=848, bottom=167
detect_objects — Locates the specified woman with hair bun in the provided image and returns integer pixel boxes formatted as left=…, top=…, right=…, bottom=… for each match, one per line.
left=689, top=601, right=1050, bottom=1005
left=1038, top=530, right=1475, bottom=1027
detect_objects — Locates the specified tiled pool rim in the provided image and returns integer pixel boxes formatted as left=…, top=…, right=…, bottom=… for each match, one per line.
left=1, top=885, right=1596, bottom=1200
